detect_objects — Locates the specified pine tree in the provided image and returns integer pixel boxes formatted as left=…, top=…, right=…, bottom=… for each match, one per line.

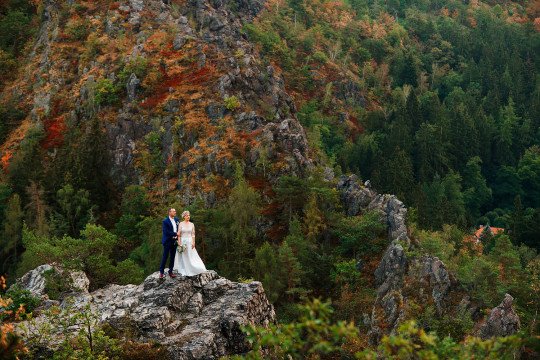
left=303, top=193, right=325, bottom=241
left=221, top=165, right=261, bottom=279
left=277, top=240, right=303, bottom=301
left=252, top=242, right=282, bottom=303
left=462, top=157, right=492, bottom=222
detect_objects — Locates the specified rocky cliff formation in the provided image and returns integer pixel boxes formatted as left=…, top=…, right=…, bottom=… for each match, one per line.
left=337, top=174, right=521, bottom=343
left=1, top=0, right=313, bottom=203
left=14, top=265, right=275, bottom=359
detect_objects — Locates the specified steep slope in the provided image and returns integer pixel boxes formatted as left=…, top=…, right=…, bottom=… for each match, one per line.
left=0, top=0, right=313, bottom=204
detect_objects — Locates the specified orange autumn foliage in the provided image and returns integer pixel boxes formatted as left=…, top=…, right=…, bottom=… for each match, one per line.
left=1, top=151, right=12, bottom=171
left=0, top=276, right=27, bottom=357
left=42, top=115, right=67, bottom=149
left=305, top=0, right=355, bottom=29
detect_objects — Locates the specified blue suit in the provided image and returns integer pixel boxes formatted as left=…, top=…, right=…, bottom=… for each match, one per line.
left=160, top=217, right=179, bottom=275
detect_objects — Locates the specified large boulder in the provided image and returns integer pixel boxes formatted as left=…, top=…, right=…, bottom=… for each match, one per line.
left=17, top=267, right=275, bottom=359
left=13, top=264, right=89, bottom=299
left=479, top=294, right=521, bottom=339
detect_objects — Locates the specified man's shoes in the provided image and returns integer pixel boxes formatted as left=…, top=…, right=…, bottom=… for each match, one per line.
left=159, top=273, right=165, bottom=279
left=169, top=273, right=177, bottom=278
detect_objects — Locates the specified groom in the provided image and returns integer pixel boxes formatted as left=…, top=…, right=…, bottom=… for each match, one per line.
left=159, top=208, right=179, bottom=279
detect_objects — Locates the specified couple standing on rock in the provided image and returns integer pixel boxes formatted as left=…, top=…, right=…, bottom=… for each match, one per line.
left=159, top=208, right=207, bottom=278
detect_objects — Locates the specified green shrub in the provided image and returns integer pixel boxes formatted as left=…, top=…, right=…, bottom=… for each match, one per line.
left=64, top=17, right=89, bottom=41
left=228, top=299, right=359, bottom=359
left=0, top=101, right=25, bottom=142
left=224, top=95, right=241, bottom=111
left=118, top=56, right=148, bottom=87
left=312, top=50, right=328, bottom=64
left=94, top=78, right=119, bottom=106
left=21, top=300, right=122, bottom=359
left=0, top=49, right=17, bottom=85
left=2, top=284, right=41, bottom=320
left=333, top=210, right=387, bottom=257
left=0, top=9, right=33, bottom=55
left=17, top=224, right=145, bottom=291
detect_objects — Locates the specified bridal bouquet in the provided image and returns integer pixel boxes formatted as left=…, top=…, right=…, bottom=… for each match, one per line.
left=177, top=243, right=187, bottom=254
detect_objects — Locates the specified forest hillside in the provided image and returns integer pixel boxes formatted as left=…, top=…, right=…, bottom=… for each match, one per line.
left=0, top=0, right=539, bottom=358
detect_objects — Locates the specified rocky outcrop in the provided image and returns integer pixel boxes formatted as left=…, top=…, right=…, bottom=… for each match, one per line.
left=418, top=256, right=452, bottom=314
left=479, top=294, right=521, bottom=339
left=339, top=175, right=522, bottom=344
left=15, top=267, right=275, bottom=359
left=337, top=175, right=408, bottom=242
left=15, top=264, right=89, bottom=299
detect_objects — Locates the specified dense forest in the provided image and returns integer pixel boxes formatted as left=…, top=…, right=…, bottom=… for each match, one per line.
left=1, top=0, right=540, bottom=358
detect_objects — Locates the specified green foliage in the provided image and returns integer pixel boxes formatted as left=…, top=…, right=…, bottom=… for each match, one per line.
left=0, top=8, right=34, bottom=56
left=7, top=123, right=45, bottom=196
left=330, top=259, right=361, bottom=290
left=229, top=299, right=359, bottom=360
left=0, top=275, right=27, bottom=359
left=94, top=78, right=119, bottom=106
left=115, top=185, right=151, bottom=244
left=416, top=304, right=474, bottom=341
left=117, top=56, right=148, bottom=88
left=414, top=226, right=458, bottom=264
left=1, top=284, right=40, bottom=321
left=50, top=184, right=96, bottom=238
left=128, top=216, right=164, bottom=275
left=18, top=224, right=144, bottom=290
left=20, top=300, right=122, bottom=359
left=0, top=49, right=17, bottom=86
left=359, top=320, right=523, bottom=359
left=224, top=95, right=240, bottom=111
left=251, top=242, right=283, bottom=303
left=518, top=146, right=540, bottom=209
left=418, top=171, right=466, bottom=230
left=220, top=171, right=261, bottom=279
left=42, top=268, right=73, bottom=301
left=1, top=194, right=22, bottom=275
left=334, top=210, right=387, bottom=257
left=64, top=17, right=90, bottom=41
left=462, top=156, right=492, bottom=221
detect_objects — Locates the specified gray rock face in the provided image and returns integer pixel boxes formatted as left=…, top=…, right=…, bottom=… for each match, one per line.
left=13, top=264, right=89, bottom=299
left=17, top=268, right=275, bottom=359
left=419, top=256, right=452, bottom=314
left=337, top=175, right=409, bottom=242
left=479, top=294, right=521, bottom=339
left=126, top=73, right=140, bottom=101
left=374, top=242, right=407, bottom=289
left=337, top=176, right=461, bottom=343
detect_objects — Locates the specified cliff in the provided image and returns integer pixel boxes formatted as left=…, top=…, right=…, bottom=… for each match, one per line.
left=1, top=0, right=313, bottom=204
left=14, top=264, right=275, bottom=359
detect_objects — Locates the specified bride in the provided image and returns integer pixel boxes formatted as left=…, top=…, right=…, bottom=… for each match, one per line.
left=173, top=210, right=207, bottom=276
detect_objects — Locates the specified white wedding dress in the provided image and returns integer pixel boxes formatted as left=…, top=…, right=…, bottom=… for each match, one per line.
left=173, top=221, right=207, bottom=276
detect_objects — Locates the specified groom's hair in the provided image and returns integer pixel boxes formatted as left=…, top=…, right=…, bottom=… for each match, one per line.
left=168, top=208, right=175, bottom=214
